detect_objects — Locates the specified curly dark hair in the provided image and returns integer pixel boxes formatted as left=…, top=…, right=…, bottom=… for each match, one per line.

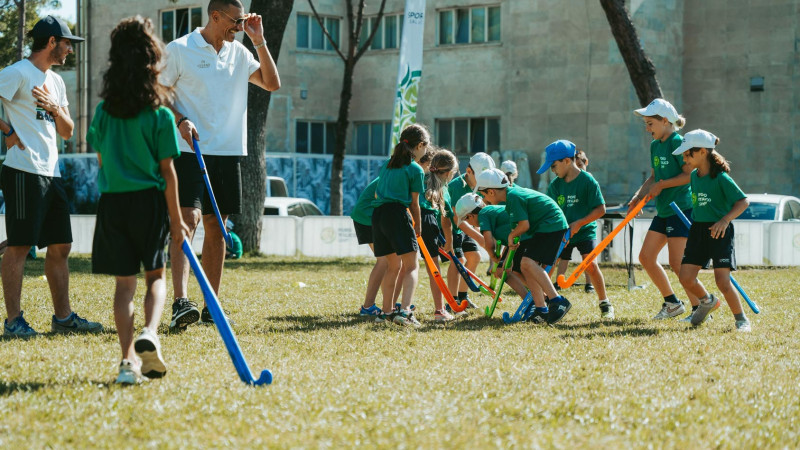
left=100, top=16, right=173, bottom=118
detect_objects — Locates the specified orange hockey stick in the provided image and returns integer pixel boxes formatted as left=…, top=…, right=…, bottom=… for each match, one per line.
left=556, top=195, right=652, bottom=289
left=418, top=237, right=468, bottom=312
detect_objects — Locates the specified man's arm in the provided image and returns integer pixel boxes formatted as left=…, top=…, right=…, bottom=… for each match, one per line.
left=244, top=14, right=281, bottom=92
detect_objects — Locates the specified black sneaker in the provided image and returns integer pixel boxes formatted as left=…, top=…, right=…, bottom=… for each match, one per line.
left=169, top=298, right=199, bottom=332
left=584, top=283, right=595, bottom=293
left=546, top=296, right=572, bottom=324
left=526, top=308, right=548, bottom=324
left=201, top=306, right=234, bottom=325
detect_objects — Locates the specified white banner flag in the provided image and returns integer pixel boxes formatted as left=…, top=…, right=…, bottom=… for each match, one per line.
left=391, top=0, right=427, bottom=147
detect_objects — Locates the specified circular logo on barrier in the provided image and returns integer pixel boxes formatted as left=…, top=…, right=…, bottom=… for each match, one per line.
left=321, top=227, right=336, bottom=244
left=793, top=233, right=800, bottom=250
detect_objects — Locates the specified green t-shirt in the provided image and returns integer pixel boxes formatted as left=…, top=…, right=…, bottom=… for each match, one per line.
left=87, top=103, right=180, bottom=194
left=448, top=174, right=474, bottom=235
left=350, top=177, right=379, bottom=226
left=546, top=170, right=605, bottom=243
left=651, top=132, right=692, bottom=217
left=226, top=231, right=243, bottom=259
left=506, top=186, right=568, bottom=237
left=478, top=205, right=512, bottom=246
left=372, top=161, right=424, bottom=208
left=690, top=170, right=746, bottom=223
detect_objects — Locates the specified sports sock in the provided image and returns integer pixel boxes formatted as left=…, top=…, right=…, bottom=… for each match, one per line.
left=734, top=313, right=747, bottom=321
left=664, top=294, right=679, bottom=304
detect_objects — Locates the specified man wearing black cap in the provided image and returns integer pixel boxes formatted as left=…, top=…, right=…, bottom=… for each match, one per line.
left=0, top=15, right=102, bottom=337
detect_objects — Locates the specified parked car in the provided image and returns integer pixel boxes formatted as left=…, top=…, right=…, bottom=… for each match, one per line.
left=263, top=197, right=324, bottom=217
left=266, top=176, right=288, bottom=197
left=738, top=194, right=800, bottom=221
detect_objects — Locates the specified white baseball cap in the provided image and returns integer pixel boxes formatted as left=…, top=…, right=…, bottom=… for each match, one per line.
left=633, top=98, right=680, bottom=124
left=474, top=168, right=509, bottom=192
left=500, top=160, right=517, bottom=175
left=672, top=129, right=718, bottom=155
left=455, top=193, right=485, bottom=226
left=469, top=152, right=496, bottom=175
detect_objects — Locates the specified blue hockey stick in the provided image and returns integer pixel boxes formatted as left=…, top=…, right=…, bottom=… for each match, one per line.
left=669, top=202, right=760, bottom=314
left=181, top=238, right=273, bottom=385
left=503, top=230, right=572, bottom=324
left=438, top=233, right=480, bottom=292
left=192, top=138, right=234, bottom=248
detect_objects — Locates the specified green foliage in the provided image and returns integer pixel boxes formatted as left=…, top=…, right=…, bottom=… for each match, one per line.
left=0, top=0, right=65, bottom=68
left=1, top=256, right=798, bottom=447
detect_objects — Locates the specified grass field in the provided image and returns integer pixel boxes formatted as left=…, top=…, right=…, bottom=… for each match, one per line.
left=1, top=255, right=799, bottom=448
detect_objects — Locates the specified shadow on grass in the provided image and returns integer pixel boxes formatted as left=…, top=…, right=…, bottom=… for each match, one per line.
left=0, top=379, right=112, bottom=397
left=0, top=329, right=117, bottom=342
left=218, top=258, right=372, bottom=273
left=257, top=313, right=368, bottom=333
left=556, top=327, right=665, bottom=340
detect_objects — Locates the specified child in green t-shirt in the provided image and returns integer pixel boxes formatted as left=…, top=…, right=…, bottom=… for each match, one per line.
left=672, top=130, right=751, bottom=332
left=544, top=140, right=614, bottom=319
left=87, top=17, right=188, bottom=385
left=476, top=167, right=572, bottom=325
left=224, top=221, right=242, bottom=259
left=629, top=98, right=701, bottom=321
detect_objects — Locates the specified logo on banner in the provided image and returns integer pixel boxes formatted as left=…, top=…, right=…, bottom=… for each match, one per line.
left=407, top=11, right=424, bottom=24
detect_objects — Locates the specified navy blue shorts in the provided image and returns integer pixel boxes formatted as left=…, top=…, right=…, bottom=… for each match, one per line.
left=649, top=208, right=692, bottom=238
left=453, top=232, right=479, bottom=260
left=512, top=229, right=567, bottom=272
left=559, top=239, right=597, bottom=261
left=682, top=222, right=736, bottom=270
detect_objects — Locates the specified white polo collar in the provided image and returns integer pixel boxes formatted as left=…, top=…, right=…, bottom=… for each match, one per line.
left=188, top=28, right=231, bottom=54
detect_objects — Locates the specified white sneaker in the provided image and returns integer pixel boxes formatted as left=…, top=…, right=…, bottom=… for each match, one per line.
left=115, top=359, right=141, bottom=385
left=691, top=295, right=721, bottom=326
left=653, top=301, right=685, bottom=320
left=599, top=301, right=615, bottom=320
left=434, top=310, right=455, bottom=322
left=134, top=328, right=167, bottom=379
left=735, top=319, right=752, bottom=332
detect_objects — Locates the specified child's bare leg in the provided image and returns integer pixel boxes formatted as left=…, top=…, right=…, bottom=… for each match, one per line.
left=557, top=259, right=569, bottom=278
left=363, top=246, right=387, bottom=308
left=520, top=258, right=557, bottom=307
left=447, top=258, right=460, bottom=296
left=506, top=272, right=529, bottom=299
left=425, top=258, right=444, bottom=311
left=114, top=276, right=138, bottom=361
left=584, top=258, right=607, bottom=302
left=678, top=264, right=707, bottom=299
left=714, top=268, right=743, bottom=315
left=143, top=268, right=167, bottom=332
left=398, top=251, right=419, bottom=310
left=668, top=237, right=700, bottom=307
left=381, top=253, right=401, bottom=312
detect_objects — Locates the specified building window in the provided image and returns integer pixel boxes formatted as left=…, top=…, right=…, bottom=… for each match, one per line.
left=296, top=121, right=337, bottom=154
left=161, top=7, right=203, bottom=42
left=297, top=13, right=340, bottom=50
left=438, top=5, right=500, bottom=45
left=360, top=14, right=403, bottom=50
left=352, top=122, right=392, bottom=155
left=436, top=118, right=500, bottom=154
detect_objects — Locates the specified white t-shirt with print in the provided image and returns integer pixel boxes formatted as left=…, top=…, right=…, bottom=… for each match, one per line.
left=160, top=29, right=261, bottom=156
left=0, top=59, right=67, bottom=177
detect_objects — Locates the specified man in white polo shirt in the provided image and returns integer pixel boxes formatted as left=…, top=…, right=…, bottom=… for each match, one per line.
left=0, top=16, right=102, bottom=337
left=160, top=0, right=280, bottom=331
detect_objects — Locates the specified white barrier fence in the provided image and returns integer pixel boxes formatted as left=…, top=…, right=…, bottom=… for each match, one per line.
left=3, top=216, right=799, bottom=266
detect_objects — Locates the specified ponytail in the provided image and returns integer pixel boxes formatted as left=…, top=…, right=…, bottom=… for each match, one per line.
left=707, top=138, right=729, bottom=178
left=425, top=150, right=458, bottom=216
left=388, top=123, right=430, bottom=169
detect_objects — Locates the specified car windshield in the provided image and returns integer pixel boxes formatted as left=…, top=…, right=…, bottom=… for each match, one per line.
left=738, top=202, right=777, bottom=220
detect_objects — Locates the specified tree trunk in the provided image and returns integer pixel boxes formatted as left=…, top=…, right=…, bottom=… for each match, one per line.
left=599, top=0, right=663, bottom=106
left=237, top=0, right=294, bottom=253
left=329, top=60, right=355, bottom=216
left=15, top=0, right=25, bottom=62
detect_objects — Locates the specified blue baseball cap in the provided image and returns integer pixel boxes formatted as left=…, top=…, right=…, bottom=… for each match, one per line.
left=536, top=140, right=576, bottom=174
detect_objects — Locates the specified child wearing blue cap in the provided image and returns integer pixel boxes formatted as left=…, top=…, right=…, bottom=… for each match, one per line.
left=475, top=168, right=571, bottom=324
left=673, top=130, right=751, bottom=331
left=629, top=98, right=700, bottom=321
left=542, top=140, right=614, bottom=319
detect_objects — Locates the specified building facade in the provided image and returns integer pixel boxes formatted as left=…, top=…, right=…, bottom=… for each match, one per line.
left=79, top=0, right=800, bottom=214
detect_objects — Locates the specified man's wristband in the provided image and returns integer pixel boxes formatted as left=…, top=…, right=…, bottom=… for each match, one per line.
left=2, top=126, right=14, bottom=137
left=253, top=41, right=266, bottom=50
left=176, top=117, right=189, bottom=127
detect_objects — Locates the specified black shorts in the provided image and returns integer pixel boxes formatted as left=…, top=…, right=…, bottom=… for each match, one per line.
left=174, top=152, right=242, bottom=215
left=682, top=222, right=736, bottom=270
left=372, top=203, right=418, bottom=257
left=92, top=188, right=170, bottom=276
left=0, top=165, right=72, bottom=248
left=559, top=239, right=597, bottom=261
left=649, top=208, right=692, bottom=238
left=453, top=232, right=479, bottom=259
left=512, top=229, right=567, bottom=272
left=420, top=208, right=443, bottom=260
left=353, top=220, right=373, bottom=245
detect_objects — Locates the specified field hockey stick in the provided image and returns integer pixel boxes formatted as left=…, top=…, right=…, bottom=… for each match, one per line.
left=437, top=233, right=480, bottom=292
left=192, top=138, right=234, bottom=248
left=503, top=230, right=571, bottom=324
left=489, top=240, right=502, bottom=290
left=557, top=195, right=652, bottom=289
left=181, top=238, right=272, bottom=385
left=437, top=248, right=501, bottom=300
left=417, top=236, right=468, bottom=312
left=485, top=237, right=519, bottom=318
left=668, top=202, right=760, bottom=314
